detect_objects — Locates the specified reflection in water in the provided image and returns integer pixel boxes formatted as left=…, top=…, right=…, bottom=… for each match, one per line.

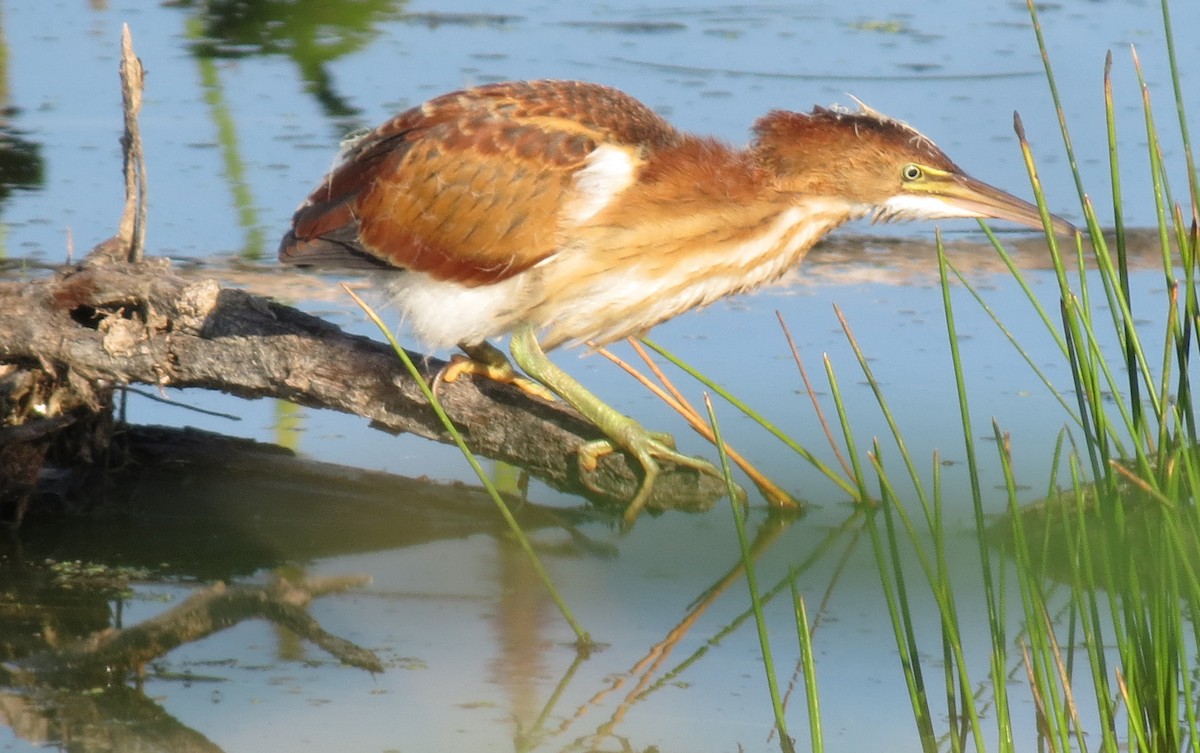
left=0, top=425, right=577, bottom=752
left=0, top=552, right=374, bottom=752
left=0, top=3, right=44, bottom=258
left=0, top=682, right=225, bottom=752
left=996, top=472, right=1200, bottom=593
left=174, top=0, right=406, bottom=132
left=189, top=28, right=267, bottom=260
left=171, top=0, right=405, bottom=259
left=490, top=534, right=555, bottom=738
left=0, top=544, right=204, bottom=749
left=0, top=113, right=42, bottom=206
left=0, top=413, right=864, bottom=752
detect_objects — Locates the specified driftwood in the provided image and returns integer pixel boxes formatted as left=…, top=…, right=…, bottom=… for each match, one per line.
left=0, top=257, right=727, bottom=520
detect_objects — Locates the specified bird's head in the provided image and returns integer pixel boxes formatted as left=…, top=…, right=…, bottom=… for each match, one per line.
left=752, top=102, right=1075, bottom=236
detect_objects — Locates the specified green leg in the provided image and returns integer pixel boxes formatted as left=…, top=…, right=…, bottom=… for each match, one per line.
left=509, top=324, right=721, bottom=525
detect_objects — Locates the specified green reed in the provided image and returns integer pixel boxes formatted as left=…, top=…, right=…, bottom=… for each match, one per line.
left=706, top=394, right=796, bottom=752
left=663, top=0, right=1200, bottom=749
left=344, top=286, right=593, bottom=650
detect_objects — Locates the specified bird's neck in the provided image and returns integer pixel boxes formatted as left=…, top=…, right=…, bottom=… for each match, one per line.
left=703, top=197, right=858, bottom=288
left=539, top=197, right=856, bottom=347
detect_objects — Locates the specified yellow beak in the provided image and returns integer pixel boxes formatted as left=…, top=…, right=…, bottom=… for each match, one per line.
left=931, top=172, right=1077, bottom=237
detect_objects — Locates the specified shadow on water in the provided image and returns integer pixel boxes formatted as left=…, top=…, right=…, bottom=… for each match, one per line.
left=17, top=426, right=582, bottom=580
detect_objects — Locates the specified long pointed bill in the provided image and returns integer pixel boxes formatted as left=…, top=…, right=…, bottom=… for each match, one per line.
left=931, top=172, right=1077, bottom=237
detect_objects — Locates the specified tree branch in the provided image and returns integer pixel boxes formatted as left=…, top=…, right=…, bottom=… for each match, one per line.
left=0, top=260, right=725, bottom=516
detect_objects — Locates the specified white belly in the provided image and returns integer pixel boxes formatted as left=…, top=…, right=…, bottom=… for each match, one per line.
left=385, top=202, right=850, bottom=351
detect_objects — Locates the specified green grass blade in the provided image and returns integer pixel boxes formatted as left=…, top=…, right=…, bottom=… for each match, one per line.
left=640, top=337, right=861, bottom=501
left=863, top=471, right=937, bottom=751
left=344, top=286, right=592, bottom=648
left=939, top=239, right=1013, bottom=751
left=1158, top=0, right=1199, bottom=214
left=945, top=252, right=1081, bottom=426
left=791, top=585, right=824, bottom=753
left=821, top=355, right=872, bottom=501
left=704, top=394, right=794, bottom=752
left=1104, top=51, right=1143, bottom=431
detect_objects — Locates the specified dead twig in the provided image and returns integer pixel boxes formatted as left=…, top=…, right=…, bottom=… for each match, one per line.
left=117, top=23, right=147, bottom=262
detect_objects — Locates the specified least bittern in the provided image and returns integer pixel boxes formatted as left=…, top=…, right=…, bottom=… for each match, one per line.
left=280, top=79, right=1073, bottom=523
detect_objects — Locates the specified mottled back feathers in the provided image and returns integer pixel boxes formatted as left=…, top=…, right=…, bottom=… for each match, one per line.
left=280, top=80, right=682, bottom=285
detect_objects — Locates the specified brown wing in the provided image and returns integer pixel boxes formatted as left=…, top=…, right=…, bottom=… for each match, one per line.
left=279, top=80, right=681, bottom=287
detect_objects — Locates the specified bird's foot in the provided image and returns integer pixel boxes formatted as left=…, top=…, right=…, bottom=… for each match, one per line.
left=577, top=418, right=725, bottom=528
left=505, top=325, right=729, bottom=525
left=438, top=343, right=557, bottom=402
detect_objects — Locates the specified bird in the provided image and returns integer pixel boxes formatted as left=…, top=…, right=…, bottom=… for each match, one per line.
left=279, top=79, right=1074, bottom=524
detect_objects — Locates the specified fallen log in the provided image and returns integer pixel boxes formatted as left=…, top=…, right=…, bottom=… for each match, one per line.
left=0, top=257, right=725, bottom=521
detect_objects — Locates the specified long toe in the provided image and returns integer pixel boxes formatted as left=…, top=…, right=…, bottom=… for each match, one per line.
left=440, top=351, right=557, bottom=402
left=577, top=417, right=724, bottom=527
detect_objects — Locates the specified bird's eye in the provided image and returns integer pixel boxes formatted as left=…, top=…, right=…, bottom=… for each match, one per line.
left=901, top=164, right=923, bottom=181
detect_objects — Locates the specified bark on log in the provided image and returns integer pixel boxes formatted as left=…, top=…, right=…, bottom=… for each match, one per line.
left=0, top=257, right=725, bottom=518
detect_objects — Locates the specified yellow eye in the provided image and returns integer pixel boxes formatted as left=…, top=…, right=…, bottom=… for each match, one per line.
left=901, top=164, right=923, bottom=181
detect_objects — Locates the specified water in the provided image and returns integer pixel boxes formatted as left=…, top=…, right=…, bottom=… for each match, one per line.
left=1, top=1, right=1198, bottom=751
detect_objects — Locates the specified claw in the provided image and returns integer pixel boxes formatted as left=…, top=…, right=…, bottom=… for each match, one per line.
left=440, top=342, right=557, bottom=401
left=577, top=415, right=724, bottom=527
